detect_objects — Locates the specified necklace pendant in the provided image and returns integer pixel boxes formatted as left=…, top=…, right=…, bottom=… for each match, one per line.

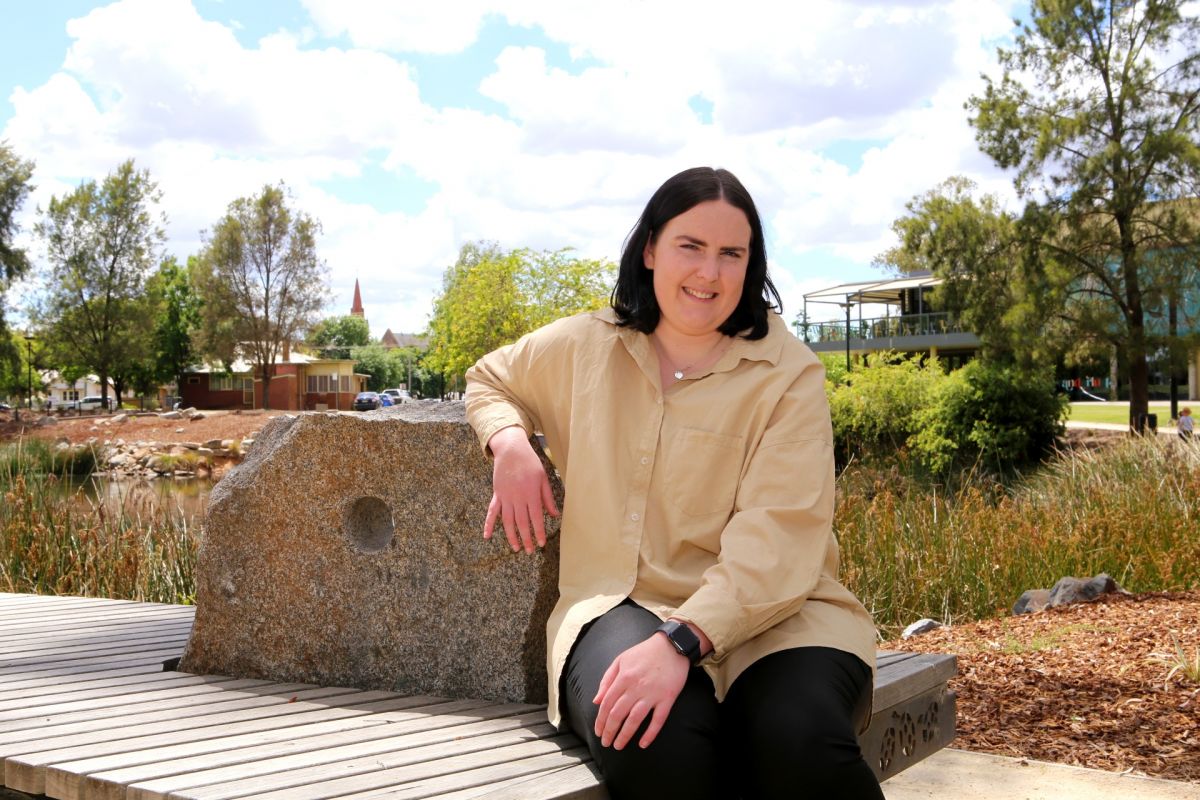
left=673, top=370, right=685, bottom=380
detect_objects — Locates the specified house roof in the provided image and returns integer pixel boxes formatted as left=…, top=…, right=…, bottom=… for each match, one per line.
left=804, top=273, right=942, bottom=305
left=381, top=329, right=428, bottom=349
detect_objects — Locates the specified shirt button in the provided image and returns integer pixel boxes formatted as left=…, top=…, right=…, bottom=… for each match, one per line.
left=631, top=513, right=640, bottom=521
left=640, top=457, right=649, bottom=465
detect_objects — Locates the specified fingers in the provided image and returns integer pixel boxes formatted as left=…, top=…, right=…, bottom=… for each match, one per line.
left=637, top=700, right=673, bottom=749
left=483, top=495, right=500, bottom=540
left=541, top=473, right=561, bottom=518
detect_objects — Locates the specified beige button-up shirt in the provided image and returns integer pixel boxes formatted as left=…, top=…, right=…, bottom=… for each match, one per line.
left=465, top=308, right=876, bottom=728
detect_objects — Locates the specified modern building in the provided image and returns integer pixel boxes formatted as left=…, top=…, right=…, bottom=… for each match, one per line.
left=800, top=271, right=1200, bottom=401
left=798, top=272, right=980, bottom=370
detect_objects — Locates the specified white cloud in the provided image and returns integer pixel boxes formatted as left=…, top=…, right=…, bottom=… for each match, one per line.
left=299, top=0, right=493, bottom=54
left=1, top=0, right=1028, bottom=336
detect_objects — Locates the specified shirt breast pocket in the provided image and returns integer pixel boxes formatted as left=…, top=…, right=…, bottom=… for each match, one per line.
left=665, top=428, right=745, bottom=517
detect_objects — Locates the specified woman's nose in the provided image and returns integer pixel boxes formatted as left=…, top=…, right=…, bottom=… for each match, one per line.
left=695, top=254, right=719, bottom=281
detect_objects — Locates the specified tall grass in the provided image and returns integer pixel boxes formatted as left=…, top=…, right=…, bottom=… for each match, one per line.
left=838, top=436, right=1200, bottom=638
left=1, top=439, right=197, bottom=604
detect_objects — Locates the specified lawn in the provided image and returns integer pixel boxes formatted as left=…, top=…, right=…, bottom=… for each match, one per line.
left=1067, top=400, right=1180, bottom=426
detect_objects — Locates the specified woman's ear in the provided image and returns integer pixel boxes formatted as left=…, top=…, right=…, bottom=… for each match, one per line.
left=643, top=239, right=655, bottom=270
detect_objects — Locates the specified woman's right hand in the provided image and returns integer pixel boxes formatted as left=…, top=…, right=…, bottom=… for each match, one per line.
left=485, top=426, right=560, bottom=553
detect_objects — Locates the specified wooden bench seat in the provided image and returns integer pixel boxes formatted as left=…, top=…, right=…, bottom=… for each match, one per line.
left=0, top=593, right=954, bottom=799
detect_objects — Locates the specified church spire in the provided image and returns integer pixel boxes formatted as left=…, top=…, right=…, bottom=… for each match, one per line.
left=350, top=279, right=364, bottom=317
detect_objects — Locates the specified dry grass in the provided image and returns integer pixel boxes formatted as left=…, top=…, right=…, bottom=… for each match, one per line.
left=837, top=436, right=1200, bottom=638
left=1, top=441, right=197, bottom=604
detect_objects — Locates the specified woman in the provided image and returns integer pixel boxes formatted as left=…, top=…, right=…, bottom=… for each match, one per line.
left=465, top=167, right=881, bottom=799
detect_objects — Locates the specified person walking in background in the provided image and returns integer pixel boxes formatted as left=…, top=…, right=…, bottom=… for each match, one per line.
left=1179, top=407, right=1194, bottom=441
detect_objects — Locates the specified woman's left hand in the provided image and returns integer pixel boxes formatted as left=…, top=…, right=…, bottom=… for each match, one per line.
left=593, top=633, right=689, bottom=750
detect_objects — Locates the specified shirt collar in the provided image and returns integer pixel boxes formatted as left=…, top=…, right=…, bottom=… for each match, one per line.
left=592, top=307, right=786, bottom=372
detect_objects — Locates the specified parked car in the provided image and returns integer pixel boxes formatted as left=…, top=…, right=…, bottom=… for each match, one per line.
left=353, top=391, right=382, bottom=411
left=0, top=402, right=11, bottom=412
left=378, top=393, right=393, bottom=407
left=76, top=395, right=116, bottom=412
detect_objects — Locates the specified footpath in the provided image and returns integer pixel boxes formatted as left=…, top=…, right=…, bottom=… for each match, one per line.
left=885, top=749, right=1200, bottom=798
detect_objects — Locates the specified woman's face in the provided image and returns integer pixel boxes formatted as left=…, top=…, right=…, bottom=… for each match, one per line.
left=643, top=199, right=752, bottom=340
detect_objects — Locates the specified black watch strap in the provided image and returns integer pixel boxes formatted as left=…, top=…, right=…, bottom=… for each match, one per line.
left=656, top=620, right=702, bottom=665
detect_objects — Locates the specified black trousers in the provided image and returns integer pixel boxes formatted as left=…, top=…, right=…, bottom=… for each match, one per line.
left=561, top=601, right=884, bottom=800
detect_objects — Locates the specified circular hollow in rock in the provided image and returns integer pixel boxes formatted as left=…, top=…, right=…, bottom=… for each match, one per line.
left=344, top=496, right=395, bottom=553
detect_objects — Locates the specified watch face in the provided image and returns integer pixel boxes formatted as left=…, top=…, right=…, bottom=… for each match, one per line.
left=661, top=620, right=700, bottom=662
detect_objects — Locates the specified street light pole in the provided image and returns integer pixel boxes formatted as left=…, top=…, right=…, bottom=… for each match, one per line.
left=837, top=301, right=853, bottom=373
left=24, top=334, right=34, bottom=414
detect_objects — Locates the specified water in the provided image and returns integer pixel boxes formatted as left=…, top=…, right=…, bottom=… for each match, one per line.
left=53, top=475, right=212, bottom=531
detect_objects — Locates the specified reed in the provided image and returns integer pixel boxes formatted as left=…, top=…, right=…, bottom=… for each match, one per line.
left=1, top=440, right=197, bottom=604
left=837, top=436, right=1200, bottom=638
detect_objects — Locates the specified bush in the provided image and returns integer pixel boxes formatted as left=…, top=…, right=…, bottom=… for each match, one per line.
left=910, top=360, right=1067, bottom=473
left=827, top=354, right=945, bottom=461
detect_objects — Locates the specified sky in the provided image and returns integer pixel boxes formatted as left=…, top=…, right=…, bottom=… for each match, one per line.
left=1, top=0, right=1026, bottom=338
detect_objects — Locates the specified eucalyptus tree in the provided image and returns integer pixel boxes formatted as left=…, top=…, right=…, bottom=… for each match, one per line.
left=194, top=183, right=327, bottom=409
left=35, top=160, right=165, bottom=409
left=968, top=0, right=1200, bottom=424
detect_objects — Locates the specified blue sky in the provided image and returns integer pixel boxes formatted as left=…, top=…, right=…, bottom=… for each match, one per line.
left=2, top=0, right=1023, bottom=336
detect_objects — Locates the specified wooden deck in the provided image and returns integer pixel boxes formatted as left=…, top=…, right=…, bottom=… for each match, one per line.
left=0, top=593, right=955, bottom=799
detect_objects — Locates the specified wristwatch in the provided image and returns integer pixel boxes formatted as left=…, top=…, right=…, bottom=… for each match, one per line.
left=655, top=619, right=703, bottom=665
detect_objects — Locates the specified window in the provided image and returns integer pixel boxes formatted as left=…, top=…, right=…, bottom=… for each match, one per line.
left=306, top=374, right=347, bottom=394
left=210, top=375, right=242, bottom=391
left=187, top=377, right=200, bottom=385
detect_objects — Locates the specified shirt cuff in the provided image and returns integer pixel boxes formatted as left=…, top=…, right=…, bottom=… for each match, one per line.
left=672, top=584, right=744, bottom=662
left=472, top=412, right=533, bottom=456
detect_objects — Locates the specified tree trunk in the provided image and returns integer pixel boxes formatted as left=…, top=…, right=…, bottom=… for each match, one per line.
left=99, top=369, right=110, bottom=412
left=1169, top=293, right=1179, bottom=423
left=1128, top=344, right=1150, bottom=433
left=261, top=365, right=272, bottom=410
left=1109, top=346, right=1120, bottom=401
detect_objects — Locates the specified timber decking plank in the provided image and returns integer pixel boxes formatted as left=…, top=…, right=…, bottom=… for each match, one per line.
left=0, top=668, right=201, bottom=704
left=165, top=731, right=575, bottom=800
left=0, top=632, right=192, bottom=667
left=468, top=762, right=608, bottom=800
left=0, top=647, right=190, bottom=677
left=310, top=746, right=592, bottom=800
left=0, top=620, right=194, bottom=654
left=4, top=695, right=458, bottom=763
left=0, top=665, right=173, bottom=696
left=0, top=685, right=363, bottom=746
left=0, top=605, right=192, bottom=630
left=0, top=685, right=362, bottom=748
left=0, top=676, right=265, bottom=722
left=121, top=708, right=544, bottom=799
left=106, top=708, right=547, bottom=800
left=0, top=672, right=236, bottom=711
left=4, top=689, right=421, bottom=795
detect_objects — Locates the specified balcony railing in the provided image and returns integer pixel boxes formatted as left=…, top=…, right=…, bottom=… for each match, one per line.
left=798, top=312, right=969, bottom=344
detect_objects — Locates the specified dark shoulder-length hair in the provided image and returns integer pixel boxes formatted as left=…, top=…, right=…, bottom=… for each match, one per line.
left=611, top=166, right=781, bottom=340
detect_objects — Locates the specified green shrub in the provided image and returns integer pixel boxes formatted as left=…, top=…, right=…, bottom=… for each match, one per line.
left=827, top=354, right=945, bottom=460
left=910, top=361, right=1067, bottom=473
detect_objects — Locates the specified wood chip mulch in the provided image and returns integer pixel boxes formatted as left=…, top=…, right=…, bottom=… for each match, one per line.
left=885, top=590, right=1200, bottom=784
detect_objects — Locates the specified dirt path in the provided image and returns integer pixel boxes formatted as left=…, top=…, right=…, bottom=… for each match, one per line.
left=0, top=409, right=290, bottom=446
